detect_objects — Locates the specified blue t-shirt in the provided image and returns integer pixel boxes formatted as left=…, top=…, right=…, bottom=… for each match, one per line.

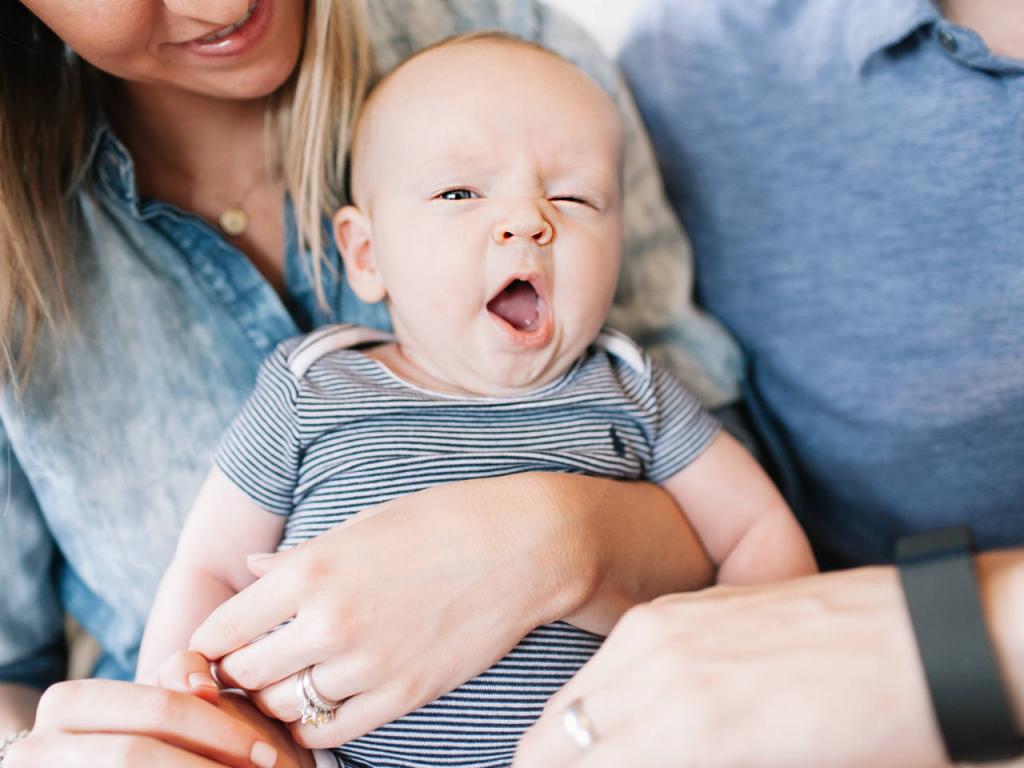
left=622, top=0, right=1024, bottom=567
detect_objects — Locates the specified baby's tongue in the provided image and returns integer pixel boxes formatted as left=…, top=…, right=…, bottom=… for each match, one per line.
left=487, top=280, right=539, bottom=330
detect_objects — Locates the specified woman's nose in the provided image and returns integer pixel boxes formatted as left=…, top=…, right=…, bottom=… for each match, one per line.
left=492, top=207, right=554, bottom=246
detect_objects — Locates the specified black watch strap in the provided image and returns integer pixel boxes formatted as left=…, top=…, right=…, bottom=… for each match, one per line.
left=896, top=526, right=1022, bottom=763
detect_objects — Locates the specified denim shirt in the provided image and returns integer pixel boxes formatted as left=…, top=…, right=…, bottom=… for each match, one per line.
left=0, top=0, right=742, bottom=688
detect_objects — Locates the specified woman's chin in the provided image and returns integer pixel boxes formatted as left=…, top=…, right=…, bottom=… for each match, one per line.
left=169, top=59, right=298, bottom=101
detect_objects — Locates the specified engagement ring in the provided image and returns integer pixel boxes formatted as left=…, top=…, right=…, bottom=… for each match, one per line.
left=296, top=665, right=339, bottom=727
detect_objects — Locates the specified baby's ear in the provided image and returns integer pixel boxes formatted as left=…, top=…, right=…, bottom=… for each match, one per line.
left=334, top=205, right=387, bottom=303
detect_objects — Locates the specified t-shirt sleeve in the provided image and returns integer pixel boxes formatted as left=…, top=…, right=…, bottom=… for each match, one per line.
left=215, top=343, right=302, bottom=516
left=644, top=359, right=721, bottom=484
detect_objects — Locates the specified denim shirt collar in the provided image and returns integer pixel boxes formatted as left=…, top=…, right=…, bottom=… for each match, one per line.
left=78, top=113, right=144, bottom=214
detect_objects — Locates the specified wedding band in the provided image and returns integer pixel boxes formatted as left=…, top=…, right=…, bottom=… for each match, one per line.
left=562, top=698, right=596, bottom=750
left=296, top=666, right=339, bottom=727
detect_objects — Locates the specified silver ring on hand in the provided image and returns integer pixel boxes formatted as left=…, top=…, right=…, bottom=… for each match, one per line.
left=562, top=698, right=596, bottom=750
left=296, top=665, right=339, bottom=727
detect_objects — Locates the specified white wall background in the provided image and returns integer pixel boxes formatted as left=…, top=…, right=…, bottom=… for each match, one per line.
left=541, top=0, right=646, bottom=54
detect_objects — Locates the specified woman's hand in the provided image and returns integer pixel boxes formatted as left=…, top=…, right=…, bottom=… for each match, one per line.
left=4, top=677, right=314, bottom=768
left=514, top=566, right=951, bottom=768
left=189, top=472, right=713, bottom=749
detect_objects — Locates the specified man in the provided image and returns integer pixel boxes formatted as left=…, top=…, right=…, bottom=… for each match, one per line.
left=515, top=1, right=1024, bottom=764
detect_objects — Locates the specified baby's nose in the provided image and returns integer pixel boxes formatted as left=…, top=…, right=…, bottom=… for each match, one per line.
left=492, top=210, right=553, bottom=245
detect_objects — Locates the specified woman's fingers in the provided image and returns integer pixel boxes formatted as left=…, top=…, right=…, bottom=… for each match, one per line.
left=9, top=732, right=228, bottom=768
left=214, top=618, right=320, bottom=692
left=158, top=649, right=220, bottom=703
left=245, top=551, right=283, bottom=579
left=289, top=684, right=414, bottom=750
left=190, top=561, right=300, bottom=660
left=32, top=680, right=279, bottom=768
left=250, top=656, right=372, bottom=723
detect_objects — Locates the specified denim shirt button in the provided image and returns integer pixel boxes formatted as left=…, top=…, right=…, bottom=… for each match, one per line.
left=937, top=28, right=958, bottom=54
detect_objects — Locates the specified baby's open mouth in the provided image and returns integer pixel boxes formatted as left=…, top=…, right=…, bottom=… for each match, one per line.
left=487, top=279, right=541, bottom=331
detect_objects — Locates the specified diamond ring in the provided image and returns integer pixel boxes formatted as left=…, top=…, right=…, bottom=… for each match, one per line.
left=296, top=665, right=339, bottom=727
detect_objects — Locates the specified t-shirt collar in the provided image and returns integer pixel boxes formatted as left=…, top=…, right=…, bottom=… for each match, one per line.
left=845, top=0, right=941, bottom=73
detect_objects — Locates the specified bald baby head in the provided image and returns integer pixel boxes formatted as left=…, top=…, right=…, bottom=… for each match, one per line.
left=347, top=33, right=623, bottom=210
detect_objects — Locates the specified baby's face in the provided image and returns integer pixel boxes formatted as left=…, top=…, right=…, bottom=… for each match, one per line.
left=342, top=39, right=623, bottom=395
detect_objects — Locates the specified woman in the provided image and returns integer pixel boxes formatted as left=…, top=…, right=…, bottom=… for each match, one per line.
left=0, top=0, right=743, bottom=765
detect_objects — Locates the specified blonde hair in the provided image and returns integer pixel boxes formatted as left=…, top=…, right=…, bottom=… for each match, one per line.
left=0, top=0, right=373, bottom=388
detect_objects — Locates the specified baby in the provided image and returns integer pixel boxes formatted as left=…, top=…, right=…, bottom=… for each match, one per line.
left=139, top=33, right=817, bottom=768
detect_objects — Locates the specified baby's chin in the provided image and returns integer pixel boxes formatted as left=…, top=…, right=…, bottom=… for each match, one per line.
left=459, top=335, right=592, bottom=397
left=387, top=318, right=596, bottom=397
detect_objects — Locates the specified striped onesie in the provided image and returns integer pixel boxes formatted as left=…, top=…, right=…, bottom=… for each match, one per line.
left=216, top=324, right=719, bottom=768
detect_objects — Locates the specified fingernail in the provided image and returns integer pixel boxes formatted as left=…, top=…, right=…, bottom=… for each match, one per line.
left=188, top=672, right=217, bottom=691
left=251, top=741, right=277, bottom=768
left=247, top=553, right=272, bottom=562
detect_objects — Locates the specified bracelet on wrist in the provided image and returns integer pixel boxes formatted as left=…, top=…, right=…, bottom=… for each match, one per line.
left=0, top=730, right=30, bottom=766
left=897, top=526, right=1023, bottom=763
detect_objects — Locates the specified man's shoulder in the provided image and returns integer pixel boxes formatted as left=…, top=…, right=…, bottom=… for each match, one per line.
left=624, top=0, right=857, bottom=83
left=620, top=0, right=874, bottom=156
left=628, top=0, right=850, bottom=41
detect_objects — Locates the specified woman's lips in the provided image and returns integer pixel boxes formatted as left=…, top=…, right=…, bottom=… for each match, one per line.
left=179, top=0, right=273, bottom=58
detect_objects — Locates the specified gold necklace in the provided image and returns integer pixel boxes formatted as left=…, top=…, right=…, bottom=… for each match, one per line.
left=218, top=168, right=271, bottom=237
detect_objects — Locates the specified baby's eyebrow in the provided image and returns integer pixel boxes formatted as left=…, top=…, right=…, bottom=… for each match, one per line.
left=410, top=152, right=497, bottom=182
left=546, top=163, right=618, bottom=192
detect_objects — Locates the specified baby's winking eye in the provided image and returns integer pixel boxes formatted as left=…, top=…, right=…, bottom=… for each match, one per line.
left=436, top=188, right=480, bottom=201
left=549, top=195, right=595, bottom=208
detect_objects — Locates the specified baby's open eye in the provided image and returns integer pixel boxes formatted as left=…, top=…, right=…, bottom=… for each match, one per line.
left=437, top=188, right=479, bottom=201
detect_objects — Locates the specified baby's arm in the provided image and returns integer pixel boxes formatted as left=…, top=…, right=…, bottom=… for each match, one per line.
left=661, top=431, right=817, bottom=584
left=136, top=467, right=285, bottom=684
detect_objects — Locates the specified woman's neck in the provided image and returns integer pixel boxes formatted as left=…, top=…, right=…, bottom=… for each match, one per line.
left=942, top=0, right=1024, bottom=59
left=112, top=81, right=278, bottom=204
left=110, top=80, right=288, bottom=293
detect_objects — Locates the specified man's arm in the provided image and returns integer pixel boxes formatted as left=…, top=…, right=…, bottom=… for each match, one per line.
left=516, top=549, right=1024, bottom=767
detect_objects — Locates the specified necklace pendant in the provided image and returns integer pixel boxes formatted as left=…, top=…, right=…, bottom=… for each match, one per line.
left=219, top=205, right=248, bottom=237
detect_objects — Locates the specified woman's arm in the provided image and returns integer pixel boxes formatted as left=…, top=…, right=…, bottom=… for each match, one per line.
left=535, top=472, right=716, bottom=634
left=514, top=549, right=1024, bottom=768
left=185, top=472, right=713, bottom=749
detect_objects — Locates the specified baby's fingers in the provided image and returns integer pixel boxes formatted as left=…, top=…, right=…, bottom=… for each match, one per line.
left=159, top=650, right=220, bottom=703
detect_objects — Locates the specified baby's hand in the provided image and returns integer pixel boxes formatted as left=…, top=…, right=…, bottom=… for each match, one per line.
left=157, top=648, right=221, bottom=703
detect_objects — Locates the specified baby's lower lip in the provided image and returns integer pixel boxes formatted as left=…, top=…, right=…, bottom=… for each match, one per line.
left=487, top=302, right=554, bottom=349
